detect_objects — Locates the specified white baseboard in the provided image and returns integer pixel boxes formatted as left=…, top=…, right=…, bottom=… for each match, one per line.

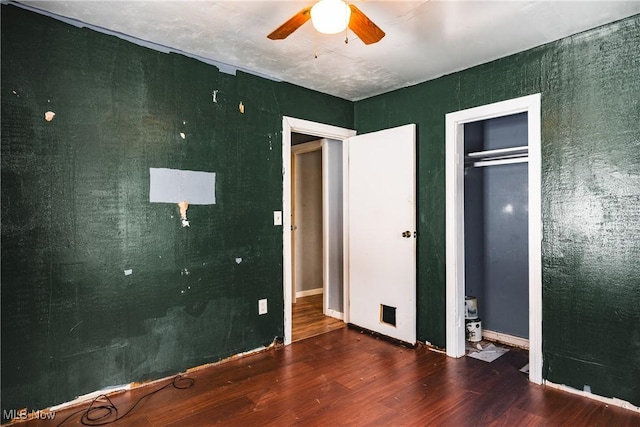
left=296, top=288, right=323, bottom=298
left=50, top=384, right=131, bottom=412
left=325, top=308, right=344, bottom=320
left=545, top=381, right=640, bottom=413
left=483, top=329, right=529, bottom=349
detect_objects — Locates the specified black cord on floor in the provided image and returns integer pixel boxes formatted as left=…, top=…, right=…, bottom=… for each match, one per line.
left=56, top=375, right=195, bottom=426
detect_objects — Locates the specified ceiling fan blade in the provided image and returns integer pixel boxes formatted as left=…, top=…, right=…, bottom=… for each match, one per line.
left=348, top=4, right=385, bottom=45
left=267, top=7, right=312, bottom=40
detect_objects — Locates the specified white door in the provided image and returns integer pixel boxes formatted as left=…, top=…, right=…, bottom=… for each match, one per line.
left=346, top=124, right=416, bottom=344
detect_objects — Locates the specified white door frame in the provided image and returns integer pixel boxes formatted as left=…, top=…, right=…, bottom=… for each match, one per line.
left=445, top=94, right=543, bottom=384
left=282, top=117, right=356, bottom=345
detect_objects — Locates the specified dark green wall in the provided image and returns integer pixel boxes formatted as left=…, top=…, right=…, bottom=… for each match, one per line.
left=355, top=15, right=640, bottom=406
left=3, top=2, right=639, bottom=414
left=1, top=5, right=352, bottom=413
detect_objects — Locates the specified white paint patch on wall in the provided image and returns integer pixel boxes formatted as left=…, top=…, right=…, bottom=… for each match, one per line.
left=149, top=168, right=216, bottom=205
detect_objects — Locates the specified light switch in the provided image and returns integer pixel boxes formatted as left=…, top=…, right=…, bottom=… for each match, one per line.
left=258, top=298, right=268, bottom=315
left=273, top=211, right=282, bottom=226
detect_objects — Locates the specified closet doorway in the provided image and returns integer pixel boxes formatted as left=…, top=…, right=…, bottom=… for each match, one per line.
left=464, top=113, right=529, bottom=345
left=445, top=94, right=542, bottom=384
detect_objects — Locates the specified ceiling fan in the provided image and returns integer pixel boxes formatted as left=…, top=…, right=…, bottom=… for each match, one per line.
left=267, top=0, right=385, bottom=45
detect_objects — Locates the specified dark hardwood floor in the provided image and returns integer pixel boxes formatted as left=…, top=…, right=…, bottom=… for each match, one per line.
left=14, top=328, right=640, bottom=426
left=292, top=293, right=345, bottom=342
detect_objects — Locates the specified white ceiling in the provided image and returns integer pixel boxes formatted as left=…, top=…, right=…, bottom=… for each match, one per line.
left=17, top=0, right=640, bottom=101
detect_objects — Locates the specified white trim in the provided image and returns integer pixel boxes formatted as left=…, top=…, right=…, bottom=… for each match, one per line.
left=342, top=138, right=351, bottom=324
left=322, top=140, right=330, bottom=318
left=326, top=308, right=344, bottom=320
left=528, top=96, right=543, bottom=385
left=482, top=329, right=529, bottom=349
left=445, top=94, right=543, bottom=385
left=545, top=381, right=640, bottom=413
left=50, top=384, right=131, bottom=412
left=283, top=121, right=293, bottom=345
left=282, top=117, right=356, bottom=345
left=296, top=288, right=323, bottom=298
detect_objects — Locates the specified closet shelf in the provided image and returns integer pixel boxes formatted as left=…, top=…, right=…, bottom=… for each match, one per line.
left=466, top=145, right=528, bottom=159
left=465, top=145, right=528, bottom=167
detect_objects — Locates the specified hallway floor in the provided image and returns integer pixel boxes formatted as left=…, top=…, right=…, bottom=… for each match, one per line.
left=292, top=293, right=345, bottom=342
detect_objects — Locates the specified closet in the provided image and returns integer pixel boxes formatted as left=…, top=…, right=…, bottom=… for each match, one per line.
left=463, top=112, right=529, bottom=341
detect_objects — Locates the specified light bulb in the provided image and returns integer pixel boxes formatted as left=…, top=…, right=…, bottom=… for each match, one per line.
left=311, top=0, right=351, bottom=35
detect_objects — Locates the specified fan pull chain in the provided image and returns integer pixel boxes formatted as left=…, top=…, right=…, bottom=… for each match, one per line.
left=345, top=3, right=349, bottom=44
left=314, top=29, right=318, bottom=58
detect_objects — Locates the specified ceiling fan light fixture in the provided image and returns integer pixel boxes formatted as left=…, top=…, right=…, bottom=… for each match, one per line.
left=311, top=0, right=351, bottom=35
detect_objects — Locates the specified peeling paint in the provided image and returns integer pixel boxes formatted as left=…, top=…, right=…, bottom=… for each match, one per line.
left=179, top=132, right=186, bottom=139
left=235, top=257, right=242, bottom=264
left=239, top=101, right=244, bottom=113
left=178, top=201, right=189, bottom=227
left=44, top=111, right=55, bottom=121
left=124, top=269, right=133, bottom=276
left=0, top=3, right=355, bottom=414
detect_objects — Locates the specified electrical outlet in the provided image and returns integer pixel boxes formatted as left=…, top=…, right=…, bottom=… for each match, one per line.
left=273, top=211, right=282, bottom=226
left=258, top=298, right=268, bottom=315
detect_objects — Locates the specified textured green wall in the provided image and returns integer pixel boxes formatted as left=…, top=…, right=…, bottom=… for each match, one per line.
left=1, top=5, right=352, bottom=413
left=355, top=15, right=640, bottom=406
left=3, top=2, right=639, bottom=414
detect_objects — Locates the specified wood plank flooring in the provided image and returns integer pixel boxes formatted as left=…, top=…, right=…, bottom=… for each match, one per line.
left=16, top=328, right=639, bottom=426
left=292, top=293, right=345, bottom=342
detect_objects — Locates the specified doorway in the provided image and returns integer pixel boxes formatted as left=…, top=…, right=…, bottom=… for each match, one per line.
left=445, top=94, right=542, bottom=384
left=291, top=138, right=345, bottom=342
left=464, top=113, right=529, bottom=343
left=282, top=118, right=417, bottom=346
left=282, top=117, right=356, bottom=345
left=291, top=138, right=323, bottom=305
